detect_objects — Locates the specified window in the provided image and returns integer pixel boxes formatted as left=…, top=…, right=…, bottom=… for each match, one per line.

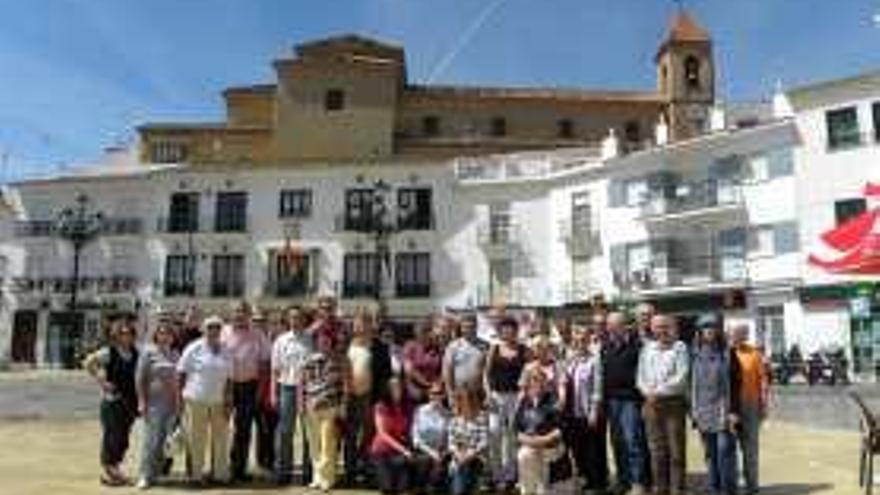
left=397, top=188, right=432, bottom=230
left=557, top=119, right=574, bottom=139
left=149, top=141, right=188, bottom=164
left=395, top=253, right=431, bottom=298
left=765, top=148, right=794, bottom=179
left=490, top=117, right=507, bottom=137
left=624, top=121, right=641, bottom=142
left=422, top=116, right=440, bottom=137
left=164, top=255, right=196, bottom=297
left=343, top=253, right=379, bottom=298
left=826, top=106, right=861, bottom=150
left=608, top=178, right=647, bottom=207
left=873, top=102, right=880, bottom=142
left=344, top=189, right=376, bottom=231
left=279, top=189, right=312, bottom=218
left=168, top=192, right=199, bottom=233
left=758, top=306, right=786, bottom=357
left=211, top=254, right=245, bottom=297
left=772, top=221, right=799, bottom=255
left=835, top=198, right=867, bottom=226
left=324, top=88, right=345, bottom=111
left=215, top=191, right=248, bottom=232
left=684, top=56, right=701, bottom=91
left=269, top=249, right=310, bottom=297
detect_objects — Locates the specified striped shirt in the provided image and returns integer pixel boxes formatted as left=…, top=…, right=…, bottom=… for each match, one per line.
left=302, top=351, right=348, bottom=411
left=448, top=412, right=490, bottom=458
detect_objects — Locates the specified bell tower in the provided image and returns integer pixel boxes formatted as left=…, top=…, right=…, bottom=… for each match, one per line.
left=656, top=9, right=715, bottom=141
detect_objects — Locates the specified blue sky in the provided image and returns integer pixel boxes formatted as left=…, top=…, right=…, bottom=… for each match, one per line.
left=0, top=0, right=878, bottom=180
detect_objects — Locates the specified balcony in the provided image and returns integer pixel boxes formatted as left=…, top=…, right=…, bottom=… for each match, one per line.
left=264, top=278, right=312, bottom=298
left=640, top=179, right=744, bottom=224
left=334, top=212, right=436, bottom=233
left=557, top=218, right=601, bottom=258
left=454, top=148, right=600, bottom=183
left=477, top=222, right=521, bottom=258
left=616, top=255, right=747, bottom=294
left=156, top=215, right=248, bottom=234
left=15, top=217, right=144, bottom=237
left=11, top=276, right=138, bottom=294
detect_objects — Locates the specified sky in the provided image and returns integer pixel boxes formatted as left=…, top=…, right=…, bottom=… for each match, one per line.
left=0, top=0, right=878, bottom=181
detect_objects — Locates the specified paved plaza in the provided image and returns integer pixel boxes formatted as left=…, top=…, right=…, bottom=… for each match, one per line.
left=0, top=371, right=865, bottom=495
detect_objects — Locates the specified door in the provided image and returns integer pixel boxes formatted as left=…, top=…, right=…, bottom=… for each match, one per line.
left=10, top=311, right=38, bottom=364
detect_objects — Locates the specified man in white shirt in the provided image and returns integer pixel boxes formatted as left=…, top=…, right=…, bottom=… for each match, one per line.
left=177, top=315, right=233, bottom=485
left=271, top=306, right=313, bottom=485
left=637, top=314, right=690, bottom=495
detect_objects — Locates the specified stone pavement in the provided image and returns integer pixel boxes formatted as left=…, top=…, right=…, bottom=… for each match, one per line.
left=0, top=418, right=854, bottom=495
left=0, top=371, right=868, bottom=494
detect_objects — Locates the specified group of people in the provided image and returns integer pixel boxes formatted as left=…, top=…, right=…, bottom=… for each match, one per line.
left=83, top=298, right=769, bottom=495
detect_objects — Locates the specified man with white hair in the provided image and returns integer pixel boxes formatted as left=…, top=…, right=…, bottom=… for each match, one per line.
left=730, top=324, right=768, bottom=495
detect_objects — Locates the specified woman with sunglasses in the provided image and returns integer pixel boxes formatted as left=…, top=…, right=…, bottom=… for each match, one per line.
left=135, top=322, right=180, bottom=489
left=84, top=319, right=140, bottom=486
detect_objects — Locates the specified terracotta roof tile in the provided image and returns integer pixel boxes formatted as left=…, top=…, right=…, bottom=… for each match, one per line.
left=665, top=10, right=710, bottom=43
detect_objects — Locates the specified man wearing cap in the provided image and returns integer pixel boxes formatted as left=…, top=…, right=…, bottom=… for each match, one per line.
left=177, top=315, right=233, bottom=485
left=637, top=314, right=690, bottom=495
left=222, top=301, right=271, bottom=482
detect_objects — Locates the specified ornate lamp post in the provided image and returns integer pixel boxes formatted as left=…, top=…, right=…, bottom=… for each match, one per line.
left=369, top=179, right=398, bottom=317
left=54, top=193, right=104, bottom=365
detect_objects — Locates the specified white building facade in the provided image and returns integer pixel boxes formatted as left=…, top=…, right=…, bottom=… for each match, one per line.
left=0, top=73, right=878, bottom=380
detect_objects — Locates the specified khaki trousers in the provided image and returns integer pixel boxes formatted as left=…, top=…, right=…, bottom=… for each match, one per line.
left=517, top=444, right=563, bottom=495
left=304, top=406, right=341, bottom=489
left=184, top=400, right=230, bottom=482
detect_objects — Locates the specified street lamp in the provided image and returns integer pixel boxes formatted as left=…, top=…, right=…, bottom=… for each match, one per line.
left=54, top=193, right=104, bottom=366
left=369, top=179, right=398, bottom=316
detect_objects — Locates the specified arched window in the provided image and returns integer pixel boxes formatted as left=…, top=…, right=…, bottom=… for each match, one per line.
left=684, top=56, right=701, bottom=91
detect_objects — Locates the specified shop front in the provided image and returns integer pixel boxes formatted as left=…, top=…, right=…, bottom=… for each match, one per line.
left=800, top=282, right=880, bottom=382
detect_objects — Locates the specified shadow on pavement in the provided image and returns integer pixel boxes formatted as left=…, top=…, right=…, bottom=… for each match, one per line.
left=761, top=483, right=836, bottom=494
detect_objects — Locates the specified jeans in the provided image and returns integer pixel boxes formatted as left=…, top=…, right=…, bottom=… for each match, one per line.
left=274, top=384, right=299, bottom=481
left=230, top=381, right=259, bottom=478
left=566, top=415, right=609, bottom=490
left=738, top=403, right=761, bottom=494
left=140, top=405, right=177, bottom=482
left=412, top=452, right=448, bottom=495
left=643, top=397, right=687, bottom=495
left=344, top=394, right=374, bottom=483
left=374, top=454, right=411, bottom=495
left=702, top=430, right=738, bottom=495
left=607, top=398, right=649, bottom=488
left=449, top=458, right=483, bottom=495
left=489, top=391, right=519, bottom=485
left=100, top=399, right=136, bottom=467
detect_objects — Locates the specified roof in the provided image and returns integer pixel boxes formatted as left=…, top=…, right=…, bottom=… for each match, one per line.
left=785, top=69, right=880, bottom=105
left=405, top=84, right=665, bottom=104
left=294, top=34, right=404, bottom=62
left=656, top=10, right=711, bottom=59
left=137, top=122, right=270, bottom=132
left=11, top=163, right=180, bottom=186
left=222, top=84, right=277, bottom=97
